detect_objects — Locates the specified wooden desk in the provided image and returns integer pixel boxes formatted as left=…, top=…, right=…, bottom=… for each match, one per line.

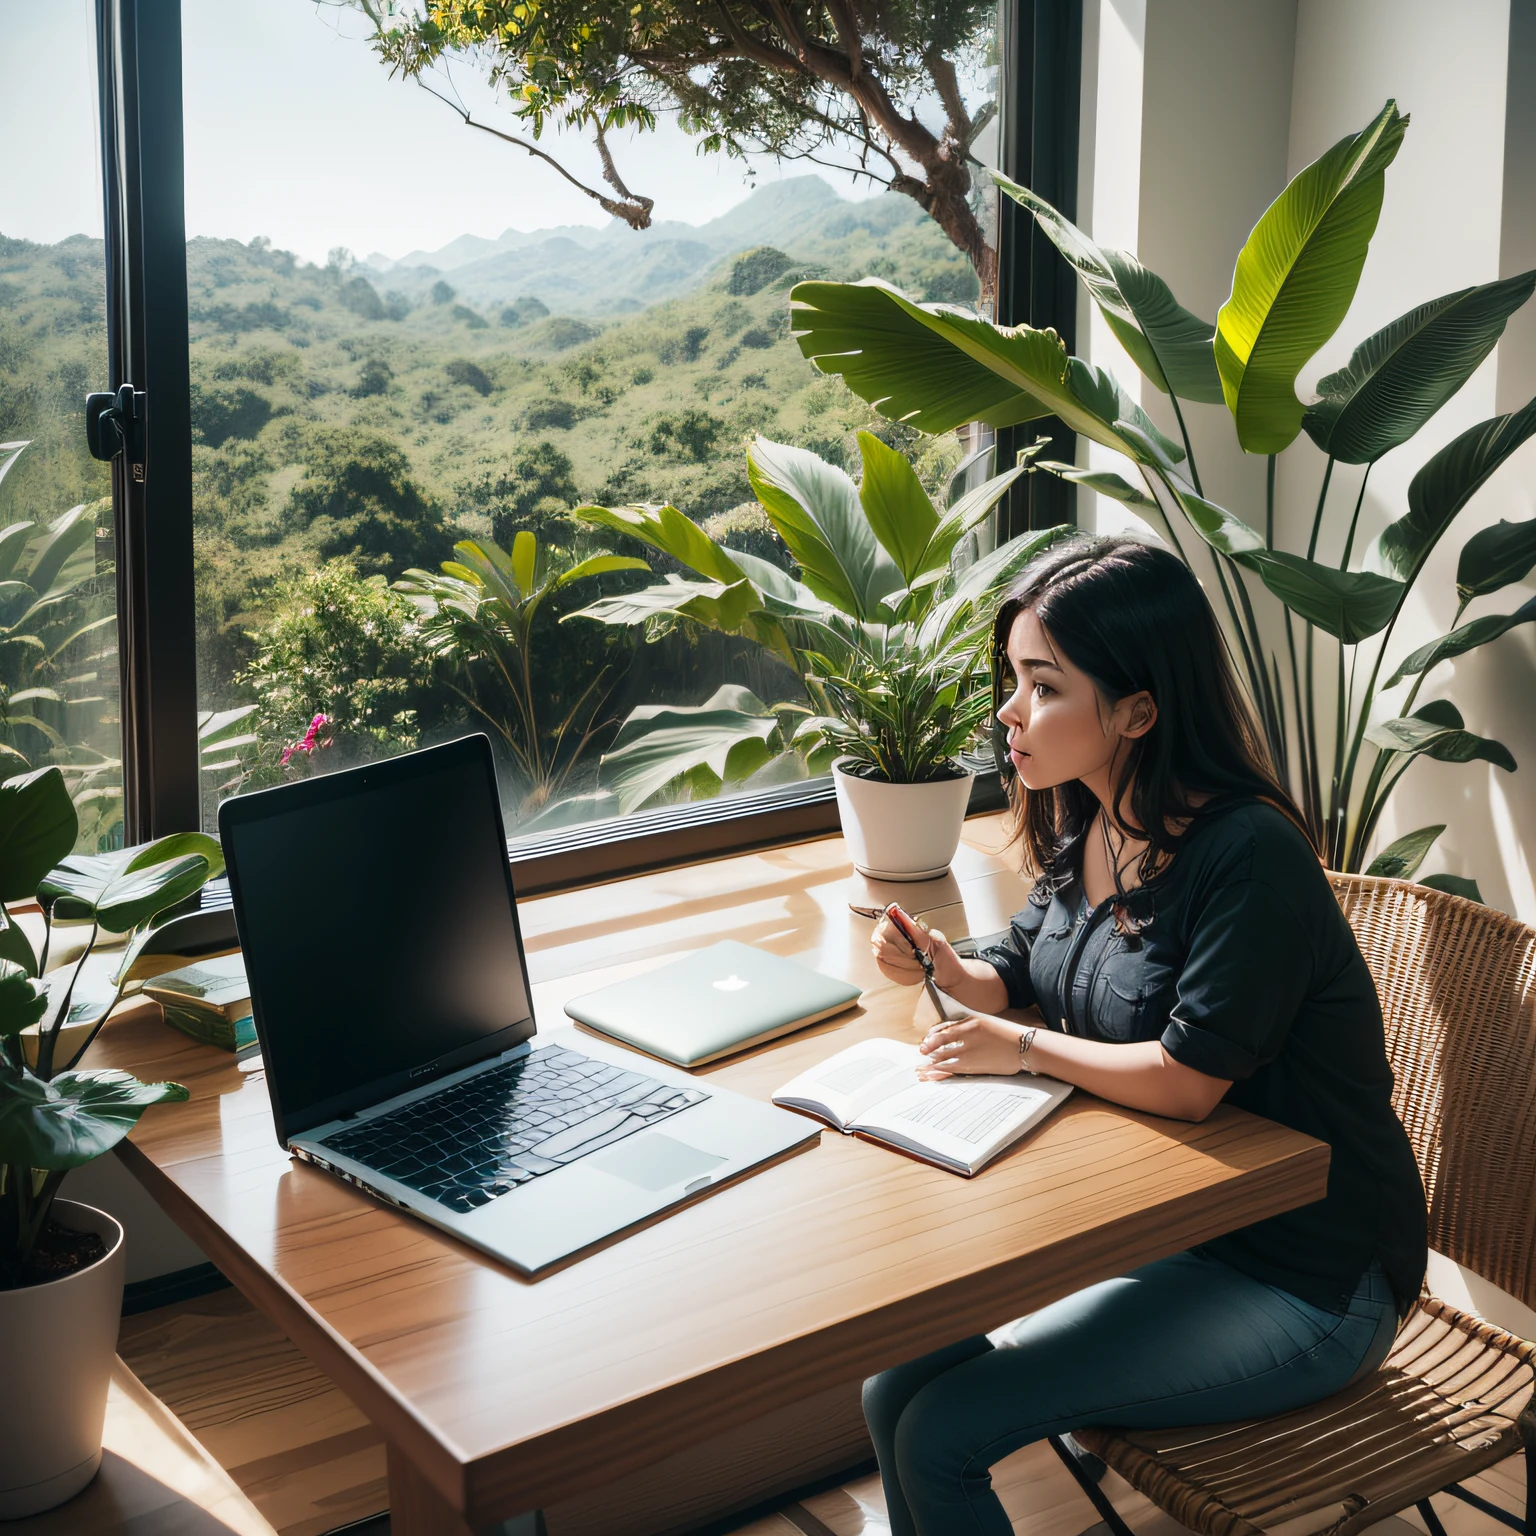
left=86, top=815, right=1329, bottom=1535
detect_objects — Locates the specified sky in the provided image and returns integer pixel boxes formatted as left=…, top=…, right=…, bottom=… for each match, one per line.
left=4, top=0, right=890, bottom=267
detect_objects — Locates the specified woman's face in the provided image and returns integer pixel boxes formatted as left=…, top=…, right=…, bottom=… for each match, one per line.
left=996, top=608, right=1153, bottom=793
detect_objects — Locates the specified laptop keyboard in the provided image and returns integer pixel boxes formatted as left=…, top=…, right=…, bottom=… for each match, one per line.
left=318, top=1046, right=709, bottom=1214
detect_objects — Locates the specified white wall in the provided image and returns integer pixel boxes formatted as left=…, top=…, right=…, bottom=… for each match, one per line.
left=1076, top=0, right=1536, bottom=920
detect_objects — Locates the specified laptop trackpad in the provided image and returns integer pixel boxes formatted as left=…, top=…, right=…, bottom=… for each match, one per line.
left=592, top=1133, right=725, bottom=1192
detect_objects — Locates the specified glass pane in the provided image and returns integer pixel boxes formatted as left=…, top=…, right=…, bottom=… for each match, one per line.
left=183, top=0, right=1001, bottom=838
left=0, top=1, right=122, bottom=853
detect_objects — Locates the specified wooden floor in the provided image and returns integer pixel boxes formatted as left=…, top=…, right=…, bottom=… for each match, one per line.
left=119, top=1286, right=1525, bottom=1536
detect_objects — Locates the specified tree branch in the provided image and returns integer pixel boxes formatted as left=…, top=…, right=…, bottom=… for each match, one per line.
left=924, top=49, right=972, bottom=141
left=414, top=77, right=654, bottom=230
left=592, top=121, right=654, bottom=216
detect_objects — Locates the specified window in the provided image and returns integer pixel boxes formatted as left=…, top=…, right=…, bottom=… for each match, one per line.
left=180, top=0, right=1010, bottom=847
left=0, top=1, right=124, bottom=853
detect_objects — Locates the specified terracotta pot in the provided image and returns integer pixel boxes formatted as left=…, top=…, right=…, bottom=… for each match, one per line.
left=0, top=1199, right=125, bottom=1518
left=832, top=760, right=974, bottom=880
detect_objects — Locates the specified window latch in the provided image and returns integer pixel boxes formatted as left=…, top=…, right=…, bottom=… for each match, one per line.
left=85, top=384, right=147, bottom=476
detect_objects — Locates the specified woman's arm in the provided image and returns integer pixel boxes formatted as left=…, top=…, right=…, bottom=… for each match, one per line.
left=920, top=1014, right=1232, bottom=1122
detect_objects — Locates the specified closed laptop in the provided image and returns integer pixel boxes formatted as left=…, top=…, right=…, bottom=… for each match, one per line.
left=564, top=940, right=862, bottom=1066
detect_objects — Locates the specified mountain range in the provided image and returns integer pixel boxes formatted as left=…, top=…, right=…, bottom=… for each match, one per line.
left=355, top=176, right=967, bottom=316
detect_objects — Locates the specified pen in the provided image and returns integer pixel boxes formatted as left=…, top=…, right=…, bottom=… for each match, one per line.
left=883, top=904, right=963, bottom=1024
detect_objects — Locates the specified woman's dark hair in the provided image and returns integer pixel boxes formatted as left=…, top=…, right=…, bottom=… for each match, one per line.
left=991, top=533, right=1312, bottom=892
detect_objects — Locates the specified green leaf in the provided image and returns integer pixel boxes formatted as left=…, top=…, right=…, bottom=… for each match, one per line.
left=575, top=503, right=748, bottom=586
left=0, top=440, right=29, bottom=493
left=0, top=960, right=48, bottom=1037
left=1169, top=484, right=1269, bottom=558
left=1418, top=873, right=1483, bottom=903
left=1303, top=270, right=1536, bottom=463
left=126, top=830, right=226, bottom=883
left=568, top=574, right=766, bottom=638
left=1386, top=596, right=1536, bottom=684
left=1035, top=462, right=1158, bottom=511
left=788, top=278, right=1183, bottom=466
left=1240, top=551, right=1405, bottom=642
left=0, top=910, right=37, bottom=976
left=1378, top=395, right=1536, bottom=582
left=1365, top=699, right=1516, bottom=771
left=855, top=431, right=939, bottom=585
left=39, top=849, right=212, bottom=930
left=0, top=521, right=37, bottom=582
left=0, top=1066, right=188, bottom=1170
left=749, top=436, right=902, bottom=619
left=993, top=171, right=1223, bottom=402
left=600, top=686, right=785, bottom=812
left=25, top=504, right=95, bottom=595
left=1216, top=100, right=1407, bottom=453
left=1365, top=824, right=1444, bottom=879
left=510, top=529, right=536, bottom=598
left=1456, top=516, right=1536, bottom=601
left=551, top=553, right=650, bottom=588
left=0, top=766, right=79, bottom=901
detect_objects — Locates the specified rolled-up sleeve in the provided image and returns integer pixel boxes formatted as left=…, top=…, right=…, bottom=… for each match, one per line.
left=1161, top=876, right=1314, bottom=1081
left=977, top=903, right=1046, bottom=1011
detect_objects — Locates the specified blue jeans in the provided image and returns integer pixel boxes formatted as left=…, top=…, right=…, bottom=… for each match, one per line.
left=863, top=1250, right=1399, bottom=1536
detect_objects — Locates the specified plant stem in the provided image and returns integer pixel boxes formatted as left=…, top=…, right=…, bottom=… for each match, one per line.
left=1306, top=456, right=1335, bottom=561
left=36, top=920, right=98, bottom=1080
left=1331, top=639, right=1348, bottom=867
left=1340, top=463, right=1372, bottom=569
left=1283, top=614, right=1318, bottom=837
left=37, top=908, right=51, bottom=976
left=1167, top=391, right=1203, bottom=498
left=1266, top=455, right=1278, bottom=550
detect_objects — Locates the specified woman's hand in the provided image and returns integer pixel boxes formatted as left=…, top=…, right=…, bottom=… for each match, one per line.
left=918, top=1014, right=1028, bottom=1079
left=870, top=911, right=971, bottom=992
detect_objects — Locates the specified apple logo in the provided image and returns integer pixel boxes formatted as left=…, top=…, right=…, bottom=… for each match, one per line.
left=712, top=974, right=750, bottom=992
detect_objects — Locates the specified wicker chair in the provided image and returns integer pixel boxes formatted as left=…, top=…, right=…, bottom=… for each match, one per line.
left=1053, top=873, right=1536, bottom=1536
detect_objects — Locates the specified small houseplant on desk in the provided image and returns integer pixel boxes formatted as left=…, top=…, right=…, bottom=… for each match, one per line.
left=0, top=765, right=218, bottom=1517
left=574, top=432, right=1068, bottom=877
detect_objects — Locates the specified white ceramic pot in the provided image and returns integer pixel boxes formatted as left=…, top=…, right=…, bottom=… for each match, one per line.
left=0, top=1199, right=125, bottom=1518
left=833, top=760, right=974, bottom=880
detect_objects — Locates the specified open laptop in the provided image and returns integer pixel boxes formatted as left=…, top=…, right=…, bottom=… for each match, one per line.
left=219, top=734, right=819, bottom=1274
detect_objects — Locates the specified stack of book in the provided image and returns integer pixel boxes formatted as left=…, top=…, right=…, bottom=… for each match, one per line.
left=143, top=953, right=255, bottom=1052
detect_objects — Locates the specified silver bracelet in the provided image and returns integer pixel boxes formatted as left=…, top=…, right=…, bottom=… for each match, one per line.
left=1017, top=1025, right=1038, bottom=1074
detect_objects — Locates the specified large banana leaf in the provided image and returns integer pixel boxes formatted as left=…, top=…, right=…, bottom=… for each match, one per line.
left=855, top=430, right=938, bottom=585
left=1216, top=100, right=1407, bottom=453
left=0, top=766, right=77, bottom=902
left=1386, top=595, right=1536, bottom=684
left=600, top=686, right=785, bottom=812
left=1377, top=395, right=1536, bottom=582
left=0, top=1065, right=188, bottom=1170
left=789, top=278, right=1184, bottom=467
left=1303, top=270, right=1536, bottom=462
left=748, top=436, right=902, bottom=620
left=26, top=505, right=95, bottom=595
left=992, top=172, right=1223, bottom=402
left=1365, top=699, right=1515, bottom=771
left=567, top=573, right=765, bottom=636
left=1456, top=516, right=1536, bottom=601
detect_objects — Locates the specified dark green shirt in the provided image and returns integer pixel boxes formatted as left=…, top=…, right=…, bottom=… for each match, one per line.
left=979, top=798, right=1427, bottom=1316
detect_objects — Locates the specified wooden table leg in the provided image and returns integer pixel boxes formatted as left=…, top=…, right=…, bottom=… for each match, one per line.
left=387, top=1445, right=545, bottom=1536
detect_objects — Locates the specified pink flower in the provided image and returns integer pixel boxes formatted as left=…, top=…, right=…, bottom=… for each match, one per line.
left=281, top=713, right=333, bottom=766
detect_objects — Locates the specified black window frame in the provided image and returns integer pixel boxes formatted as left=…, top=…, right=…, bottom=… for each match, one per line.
left=94, top=0, right=1081, bottom=885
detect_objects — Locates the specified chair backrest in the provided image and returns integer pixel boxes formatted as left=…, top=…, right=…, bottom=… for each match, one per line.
left=1331, top=872, right=1536, bottom=1313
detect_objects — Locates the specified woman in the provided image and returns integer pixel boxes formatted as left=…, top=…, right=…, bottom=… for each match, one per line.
left=867, top=535, right=1426, bottom=1536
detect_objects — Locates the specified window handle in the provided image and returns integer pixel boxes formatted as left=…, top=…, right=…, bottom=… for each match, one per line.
left=85, top=383, right=146, bottom=474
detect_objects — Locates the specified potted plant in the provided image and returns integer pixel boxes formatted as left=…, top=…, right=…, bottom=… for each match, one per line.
left=787, top=99, right=1536, bottom=894
left=572, top=432, right=1066, bottom=877
left=0, top=766, right=219, bottom=1517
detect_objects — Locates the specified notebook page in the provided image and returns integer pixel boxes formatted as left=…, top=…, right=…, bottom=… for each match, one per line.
left=772, top=1037, right=923, bottom=1129
left=855, top=1076, right=1059, bottom=1172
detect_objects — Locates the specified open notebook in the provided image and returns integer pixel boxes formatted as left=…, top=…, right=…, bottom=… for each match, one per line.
left=773, top=1037, right=1073, bottom=1176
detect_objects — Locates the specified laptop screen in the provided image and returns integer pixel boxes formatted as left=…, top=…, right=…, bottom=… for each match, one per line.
left=220, top=735, right=536, bottom=1141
